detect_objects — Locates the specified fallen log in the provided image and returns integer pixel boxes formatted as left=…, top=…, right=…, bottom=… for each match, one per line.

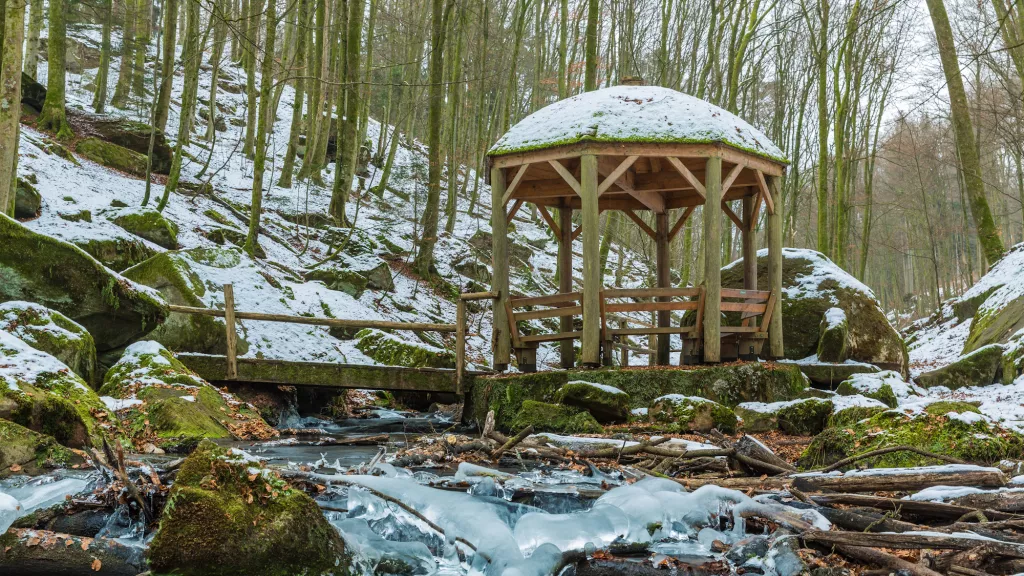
left=0, top=529, right=145, bottom=576
left=792, top=467, right=1006, bottom=493
left=734, top=435, right=796, bottom=473
left=801, top=530, right=1024, bottom=558
left=491, top=425, right=534, bottom=461
left=829, top=544, right=943, bottom=576
left=810, top=493, right=1018, bottom=521
left=819, top=445, right=965, bottom=472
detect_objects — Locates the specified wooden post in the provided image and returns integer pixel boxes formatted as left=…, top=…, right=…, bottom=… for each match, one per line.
left=456, top=298, right=466, bottom=394
left=223, top=283, right=238, bottom=380
left=767, top=175, right=785, bottom=358
left=580, top=153, right=601, bottom=367
left=703, top=156, right=722, bottom=363
left=655, top=210, right=671, bottom=365
left=741, top=195, right=757, bottom=359
left=558, top=202, right=575, bottom=368
left=490, top=166, right=511, bottom=371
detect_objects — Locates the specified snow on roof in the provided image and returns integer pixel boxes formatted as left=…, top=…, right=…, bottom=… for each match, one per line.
left=487, top=85, right=786, bottom=162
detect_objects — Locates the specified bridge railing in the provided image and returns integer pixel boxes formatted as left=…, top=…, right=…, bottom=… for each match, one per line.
left=166, top=284, right=498, bottom=394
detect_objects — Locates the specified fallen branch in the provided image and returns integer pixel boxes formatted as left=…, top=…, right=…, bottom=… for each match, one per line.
left=809, top=493, right=1019, bottom=521
left=801, top=530, right=1024, bottom=557
left=829, top=544, right=943, bottom=576
left=793, top=468, right=1005, bottom=493
left=819, top=445, right=966, bottom=472
left=491, top=425, right=534, bottom=461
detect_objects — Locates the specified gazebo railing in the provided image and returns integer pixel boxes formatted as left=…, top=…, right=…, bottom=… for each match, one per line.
left=600, top=287, right=704, bottom=365
left=719, top=288, right=777, bottom=360
left=506, top=292, right=583, bottom=372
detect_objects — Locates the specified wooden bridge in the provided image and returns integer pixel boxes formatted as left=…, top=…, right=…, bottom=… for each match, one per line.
left=169, top=285, right=496, bottom=394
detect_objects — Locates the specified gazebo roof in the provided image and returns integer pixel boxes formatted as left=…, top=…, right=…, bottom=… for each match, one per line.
left=487, top=86, right=786, bottom=163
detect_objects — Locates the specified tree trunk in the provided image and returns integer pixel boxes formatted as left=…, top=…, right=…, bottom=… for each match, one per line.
left=242, top=0, right=265, bottom=157
left=330, top=0, right=366, bottom=224
left=111, top=0, right=138, bottom=108
left=177, top=0, right=201, bottom=146
left=584, top=0, right=598, bottom=91
left=0, top=0, right=25, bottom=215
left=154, top=0, right=178, bottom=131
left=205, top=0, right=227, bottom=142
left=244, top=0, right=276, bottom=257
left=23, top=0, right=41, bottom=78
left=279, top=0, right=310, bottom=188
left=38, top=0, right=72, bottom=139
left=92, top=0, right=112, bottom=112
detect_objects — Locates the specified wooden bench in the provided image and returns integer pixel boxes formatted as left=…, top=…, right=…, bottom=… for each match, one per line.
left=719, top=288, right=777, bottom=361
left=506, top=292, right=582, bottom=372
left=601, top=287, right=705, bottom=366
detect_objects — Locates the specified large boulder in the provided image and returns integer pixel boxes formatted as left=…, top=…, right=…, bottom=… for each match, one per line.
left=816, top=308, right=849, bottom=362
left=648, top=395, right=738, bottom=433
left=109, top=207, right=179, bottom=249
left=304, top=258, right=394, bottom=298
left=508, top=400, right=602, bottom=434
left=802, top=401, right=1024, bottom=468
left=147, top=440, right=350, bottom=575
left=68, top=111, right=174, bottom=174
left=99, top=341, right=275, bottom=452
left=75, top=137, right=149, bottom=178
left=0, top=420, right=84, bottom=477
left=720, top=249, right=908, bottom=375
left=776, top=398, right=833, bottom=436
left=916, top=344, right=1004, bottom=390
left=553, top=381, right=630, bottom=423
left=957, top=244, right=1024, bottom=354
left=0, top=331, right=110, bottom=448
left=0, top=214, right=167, bottom=352
left=14, top=177, right=41, bottom=219
left=121, top=248, right=248, bottom=355
left=72, top=235, right=157, bottom=272
left=355, top=328, right=454, bottom=368
left=0, top=301, right=98, bottom=386
left=835, top=370, right=922, bottom=408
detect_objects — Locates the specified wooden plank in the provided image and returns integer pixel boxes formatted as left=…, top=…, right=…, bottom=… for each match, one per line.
left=558, top=205, right=575, bottom=368
left=548, top=160, right=582, bottom=195
left=580, top=153, right=601, bottom=365
left=460, top=291, right=499, bottom=301
left=506, top=198, right=524, bottom=224
left=720, top=288, right=770, bottom=299
left=511, top=292, right=582, bottom=307
left=520, top=331, right=582, bottom=343
left=666, top=156, right=706, bottom=199
left=603, top=287, right=701, bottom=298
left=668, top=206, right=695, bottom=241
left=755, top=170, right=775, bottom=214
left=703, top=157, right=722, bottom=363
left=598, top=155, right=639, bottom=195
left=624, top=210, right=656, bottom=238
left=610, top=326, right=697, bottom=336
left=500, top=164, right=530, bottom=205
left=721, top=163, right=744, bottom=194
left=721, top=201, right=743, bottom=229
left=514, top=305, right=582, bottom=321
left=176, top=354, right=465, bottom=393
left=719, top=327, right=767, bottom=334
left=605, top=302, right=698, bottom=313
left=766, top=175, right=783, bottom=358
left=223, top=284, right=238, bottom=380
left=571, top=226, right=583, bottom=241
left=491, top=166, right=511, bottom=370
left=504, top=298, right=522, bottom=347
left=720, top=302, right=767, bottom=313
left=536, top=205, right=562, bottom=239
left=456, top=299, right=466, bottom=394
left=167, top=305, right=456, bottom=332
left=760, top=291, right=778, bottom=333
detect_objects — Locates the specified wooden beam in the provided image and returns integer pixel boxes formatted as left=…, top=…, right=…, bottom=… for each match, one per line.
left=722, top=163, right=744, bottom=194
left=666, top=156, right=706, bottom=199
left=500, top=164, right=530, bottom=205
left=655, top=212, right=671, bottom=365
left=558, top=205, right=575, bottom=368
left=536, top=205, right=562, bottom=239
left=571, top=226, right=582, bottom=241
left=649, top=157, right=662, bottom=173
left=580, top=154, right=601, bottom=366
left=722, top=201, right=743, bottom=229
left=749, top=191, right=763, bottom=233
left=223, top=284, right=238, bottom=380
left=704, top=156, right=722, bottom=363
left=456, top=299, right=465, bottom=394
left=548, top=160, right=582, bottom=194
left=668, top=206, right=695, bottom=241
left=766, top=175, right=784, bottom=358
left=598, top=157, right=665, bottom=212
left=490, top=166, right=511, bottom=370
left=598, top=155, right=639, bottom=195
left=755, top=170, right=776, bottom=214
left=624, top=210, right=656, bottom=238
left=506, top=199, right=524, bottom=224
left=168, top=305, right=457, bottom=332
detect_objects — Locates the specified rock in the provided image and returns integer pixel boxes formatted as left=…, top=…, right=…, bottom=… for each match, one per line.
left=916, top=344, right=1004, bottom=390
left=147, top=440, right=350, bottom=576
left=454, top=257, right=491, bottom=284
left=509, top=400, right=602, bottom=434
left=776, top=398, right=833, bottom=436
left=0, top=528, right=145, bottom=575
left=71, top=236, right=156, bottom=272
left=720, top=248, right=909, bottom=375
left=1003, top=330, right=1024, bottom=384
left=735, top=403, right=781, bottom=433
left=0, top=215, right=167, bottom=351
left=767, top=536, right=809, bottom=576
left=828, top=395, right=888, bottom=427
left=198, top=106, right=228, bottom=131
left=75, top=137, right=149, bottom=177
left=790, top=360, right=880, bottom=386
left=0, top=420, right=84, bottom=477
left=959, top=244, right=1024, bottom=353
left=304, top=259, right=395, bottom=298
left=648, top=395, right=737, bottom=433
left=725, top=535, right=770, bottom=566
left=99, top=341, right=275, bottom=452
left=835, top=370, right=921, bottom=408
left=816, top=307, right=849, bottom=362
left=469, top=229, right=533, bottom=265
left=803, top=400, right=1024, bottom=469
left=355, top=328, right=454, bottom=369
left=14, top=177, right=41, bottom=219
left=554, top=381, right=630, bottom=423
left=110, top=207, right=180, bottom=249
left=20, top=72, right=45, bottom=111
left=67, top=112, right=174, bottom=174
left=121, top=248, right=249, bottom=355
left=0, top=331, right=109, bottom=448
left=58, top=209, right=91, bottom=222
left=0, top=301, right=98, bottom=386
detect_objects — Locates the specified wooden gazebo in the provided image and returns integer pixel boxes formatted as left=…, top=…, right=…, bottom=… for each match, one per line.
left=485, top=85, right=787, bottom=371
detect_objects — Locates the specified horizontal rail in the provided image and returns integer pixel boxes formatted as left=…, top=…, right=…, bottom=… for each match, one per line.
left=609, top=326, right=698, bottom=336
left=166, top=304, right=457, bottom=333
left=520, top=331, right=582, bottom=343
left=720, top=302, right=768, bottom=313
left=720, top=288, right=771, bottom=300
left=511, top=292, right=582, bottom=308
left=460, top=291, right=500, bottom=301
left=514, top=305, right=582, bottom=321
left=602, top=287, right=702, bottom=299
left=605, top=302, right=698, bottom=313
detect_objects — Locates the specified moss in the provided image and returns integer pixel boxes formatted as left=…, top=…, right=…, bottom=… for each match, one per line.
left=73, top=236, right=156, bottom=272
left=648, top=396, right=737, bottom=433
left=0, top=302, right=98, bottom=386
left=355, top=329, right=454, bottom=369
left=305, top=268, right=369, bottom=298
left=203, top=208, right=236, bottom=227
left=553, top=381, right=629, bottom=423
left=0, top=369, right=107, bottom=449
left=964, top=294, right=1024, bottom=354
left=111, top=208, right=179, bottom=249
left=1002, top=334, right=1024, bottom=384
left=75, top=137, right=149, bottom=177
left=14, top=177, right=41, bottom=219
left=0, top=419, right=82, bottom=477
left=828, top=405, right=886, bottom=428
left=735, top=404, right=779, bottom=432
left=816, top=309, right=849, bottom=363
left=776, top=398, right=833, bottom=436
left=916, top=344, right=1004, bottom=390
left=147, top=441, right=350, bottom=576
left=836, top=380, right=897, bottom=408
left=801, top=402, right=1021, bottom=469
left=509, top=400, right=602, bottom=434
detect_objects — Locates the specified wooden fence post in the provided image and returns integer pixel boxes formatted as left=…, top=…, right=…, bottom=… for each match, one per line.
left=223, top=283, right=238, bottom=380
left=456, top=298, right=466, bottom=395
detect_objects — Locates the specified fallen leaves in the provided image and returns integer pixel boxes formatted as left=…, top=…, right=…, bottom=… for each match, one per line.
left=91, top=557, right=102, bottom=571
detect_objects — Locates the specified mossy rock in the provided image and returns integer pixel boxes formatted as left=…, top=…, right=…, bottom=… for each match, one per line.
left=68, top=112, right=173, bottom=174
left=58, top=209, right=91, bottom=222
left=14, top=177, right=41, bottom=219
left=961, top=245, right=1024, bottom=353
left=469, top=229, right=532, bottom=265
left=553, top=381, right=629, bottom=423
left=304, top=260, right=394, bottom=298
left=916, top=344, right=1004, bottom=390
left=0, top=214, right=167, bottom=352
left=0, top=301, right=98, bottom=387
left=122, top=248, right=249, bottom=355
left=793, top=361, right=881, bottom=386
left=1002, top=331, right=1024, bottom=384
left=99, top=341, right=273, bottom=451
left=508, top=400, right=602, bottom=434
left=71, top=236, right=156, bottom=272
left=966, top=296, right=1024, bottom=357
left=453, top=257, right=491, bottom=284
left=75, top=137, right=149, bottom=177
left=719, top=249, right=908, bottom=375
left=147, top=441, right=350, bottom=576
left=816, top=308, right=849, bottom=363
left=111, top=207, right=180, bottom=249
left=648, top=395, right=737, bottom=433
left=835, top=370, right=918, bottom=408
left=0, top=419, right=82, bottom=477
left=355, top=328, right=454, bottom=369
left=734, top=403, right=780, bottom=432
left=776, top=398, right=833, bottom=436
left=201, top=226, right=265, bottom=258
left=467, top=363, right=808, bottom=432
left=828, top=399, right=887, bottom=428
left=0, top=331, right=108, bottom=448
left=801, top=401, right=1024, bottom=469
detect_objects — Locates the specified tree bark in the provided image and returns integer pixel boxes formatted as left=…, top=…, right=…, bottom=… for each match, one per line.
left=244, top=0, right=276, bottom=257
left=92, top=0, right=113, bottom=112
left=38, top=0, right=72, bottom=139
left=23, top=0, right=41, bottom=78
left=0, top=0, right=25, bottom=216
